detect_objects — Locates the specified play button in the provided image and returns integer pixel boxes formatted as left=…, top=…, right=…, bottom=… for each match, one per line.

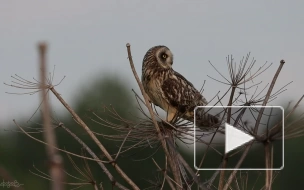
left=194, top=106, right=283, bottom=170
left=225, top=123, right=255, bottom=154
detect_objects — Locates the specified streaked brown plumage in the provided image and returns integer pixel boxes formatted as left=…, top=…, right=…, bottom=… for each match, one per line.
left=141, top=45, right=218, bottom=126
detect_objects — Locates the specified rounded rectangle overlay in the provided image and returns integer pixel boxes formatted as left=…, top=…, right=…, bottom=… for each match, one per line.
left=194, top=106, right=284, bottom=171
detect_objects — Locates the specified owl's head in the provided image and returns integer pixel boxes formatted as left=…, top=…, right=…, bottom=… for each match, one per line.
left=143, top=45, right=173, bottom=70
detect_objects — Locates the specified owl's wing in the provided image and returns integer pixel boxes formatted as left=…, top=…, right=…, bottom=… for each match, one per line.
left=161, top=71, right=207, bottom=114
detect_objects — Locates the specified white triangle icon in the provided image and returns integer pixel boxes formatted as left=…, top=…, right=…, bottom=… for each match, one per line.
left=225, top=123, right=254, bottom=154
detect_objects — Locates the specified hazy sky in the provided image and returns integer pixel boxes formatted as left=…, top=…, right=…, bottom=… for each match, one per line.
left=1, top=0, right=303, bottom=124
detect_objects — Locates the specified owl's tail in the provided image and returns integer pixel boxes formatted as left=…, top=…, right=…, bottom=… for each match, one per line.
left=195, top=109, right=220, bottom=128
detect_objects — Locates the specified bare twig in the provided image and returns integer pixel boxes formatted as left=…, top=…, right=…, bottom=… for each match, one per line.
left=13, top=121, right=110, bottom=163
left=264, top=141, right=273, bottom=190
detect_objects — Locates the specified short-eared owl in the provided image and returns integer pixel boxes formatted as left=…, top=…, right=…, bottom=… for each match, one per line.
left=141, top=45, right=218, bottom=127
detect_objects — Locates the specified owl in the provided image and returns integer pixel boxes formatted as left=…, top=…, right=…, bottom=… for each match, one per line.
left=141, top=45, right=218, bottom=127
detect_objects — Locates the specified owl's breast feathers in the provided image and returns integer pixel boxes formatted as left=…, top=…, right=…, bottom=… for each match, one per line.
left=143, top=68, right=204, bottom=116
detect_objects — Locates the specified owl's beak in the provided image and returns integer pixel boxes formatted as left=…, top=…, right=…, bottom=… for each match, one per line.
left=168, top=58, right=173, bottom=65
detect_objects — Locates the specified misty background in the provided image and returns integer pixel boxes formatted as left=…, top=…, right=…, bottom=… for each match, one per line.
left=1, top=0, right=304, bottom=123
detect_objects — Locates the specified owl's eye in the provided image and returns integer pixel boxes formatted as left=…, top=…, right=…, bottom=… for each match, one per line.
left=162, top=54, right=167, bottom=59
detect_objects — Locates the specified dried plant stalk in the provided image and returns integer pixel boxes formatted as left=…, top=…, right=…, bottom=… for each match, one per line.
left=222, top=60, right=286, bottom=190
left=38, top=42, right=65, bottom=190
left=49, top=87, right=139, bottom=190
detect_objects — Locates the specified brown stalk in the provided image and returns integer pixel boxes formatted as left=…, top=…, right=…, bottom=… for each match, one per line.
left=126, top=43, right=183, bottom=189
left=175, top=150, right=207, bottom=190
left=253, top=60, right=285, bottom=133
left=211, top=54, right=261, bottom=190
left=264, top=141, right=273, bottom=190
left=60, top=123, right=128, bottom=190
left=218, top=86, right=236, bottom=190
left=49, top=87, right=139, bottom=190
left=152, top=157, right=175, bottom=190
left=223, top=60, right=285, bottom=190
left=38, top=42, right=65, bottom=190
left=264, top=107, right=274, bottom=190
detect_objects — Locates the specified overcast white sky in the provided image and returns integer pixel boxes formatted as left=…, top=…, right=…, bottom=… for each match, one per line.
left=1, top=0, right=303, bottom=124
